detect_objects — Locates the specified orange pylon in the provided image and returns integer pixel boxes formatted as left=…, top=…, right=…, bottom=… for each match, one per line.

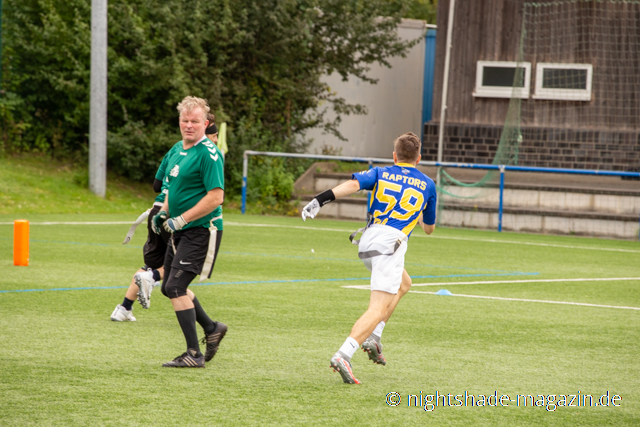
left=13, top=220, right=29, bottom=266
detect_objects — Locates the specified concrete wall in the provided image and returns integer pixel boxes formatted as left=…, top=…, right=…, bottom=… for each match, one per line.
left=304, top=19, right=427, bottom=159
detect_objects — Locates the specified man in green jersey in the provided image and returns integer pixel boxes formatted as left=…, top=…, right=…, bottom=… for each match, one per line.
left=152, top=96, right=227, bottom=368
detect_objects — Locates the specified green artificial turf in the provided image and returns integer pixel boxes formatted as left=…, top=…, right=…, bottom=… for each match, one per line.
left=1, top=213, right=638, bottom=426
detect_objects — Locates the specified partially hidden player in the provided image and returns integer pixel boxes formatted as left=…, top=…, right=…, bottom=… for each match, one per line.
left=301, top=132, right=437, bottom=384
left=205, top=112, right=218, bottom=145
left=110, top=161, right=174, bottom=321
left=151, top=96, right=226, bottom=368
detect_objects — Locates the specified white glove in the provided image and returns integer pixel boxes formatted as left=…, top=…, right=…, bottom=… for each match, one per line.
left=163, top=215, right=188, bottom=232
left=301, top=199, right=320, bottom=221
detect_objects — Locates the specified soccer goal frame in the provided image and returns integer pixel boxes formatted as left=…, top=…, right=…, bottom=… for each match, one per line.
left=242, top=150, right=640, bottom=238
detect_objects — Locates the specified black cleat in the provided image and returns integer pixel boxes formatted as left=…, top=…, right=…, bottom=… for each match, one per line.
left=162, top=349, right=205, bottom=368
left=201, top=322, right=227, bottom=362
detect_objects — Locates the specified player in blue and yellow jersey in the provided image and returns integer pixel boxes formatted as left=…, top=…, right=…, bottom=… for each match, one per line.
left=302, top=132, right=436, bottom=384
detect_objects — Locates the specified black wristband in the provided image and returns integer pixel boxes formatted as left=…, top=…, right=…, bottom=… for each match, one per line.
left=315, top=189, right=336, bottom=207
left=153, top=178, right=163, bottom=193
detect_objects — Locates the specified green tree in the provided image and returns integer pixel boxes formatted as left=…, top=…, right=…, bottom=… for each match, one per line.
left=2, top=0, right=91, bottom=156
left=2, top=0, right=419, bottom=198
left=401, top=0, right=438, bottom=23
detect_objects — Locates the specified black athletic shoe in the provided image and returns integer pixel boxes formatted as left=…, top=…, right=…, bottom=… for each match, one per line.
left=162, top=349, right=205, bottom=368
left=201, top=322, right=227, bottom=362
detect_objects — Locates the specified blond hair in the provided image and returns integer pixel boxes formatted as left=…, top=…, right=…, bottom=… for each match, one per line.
left=394, top=132, right=421, bottom=162
left=176, top=96, right=210, bottom=121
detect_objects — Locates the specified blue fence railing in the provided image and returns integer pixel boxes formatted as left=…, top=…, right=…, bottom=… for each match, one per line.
left=241, top=150, right=640, bottom=236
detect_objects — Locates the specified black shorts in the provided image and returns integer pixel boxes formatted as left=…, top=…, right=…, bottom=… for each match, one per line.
left=143, top=204, right=171, bottom=269
left=163, top=227, right=223, bottom=278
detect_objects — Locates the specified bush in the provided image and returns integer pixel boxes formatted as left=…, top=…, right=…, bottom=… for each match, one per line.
left=223, top=117, right=312, bottom=200
left=248, top=157, right=295, bottom=205
left=0, top=92, right=30, bottom=155
left=3, top=0, right=416, bottom=204
left=107, top=121, right=179, bottom=182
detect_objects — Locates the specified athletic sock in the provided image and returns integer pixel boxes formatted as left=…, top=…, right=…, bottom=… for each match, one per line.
left=122, top=297, right=134, bottom=311
left=152, top=270, right=161, bottom=282
left=192, top=297, right=216, bottom=335
left=372, top=321, right=385, bottom=342
left=175, top=308, right=201, bottom=355
left=337, top=337, right=359, bottom=361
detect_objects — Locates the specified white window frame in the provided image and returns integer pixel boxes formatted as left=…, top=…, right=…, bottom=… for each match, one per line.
left=533, top=63, right=593, bottom=101
left=473, top=61, right=531, bottom=99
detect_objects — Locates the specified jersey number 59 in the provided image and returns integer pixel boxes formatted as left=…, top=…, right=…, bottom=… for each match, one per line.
left=373, top=181, right=424, bottom=220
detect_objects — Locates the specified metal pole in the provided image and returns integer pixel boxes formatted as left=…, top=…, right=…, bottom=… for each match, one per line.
left=0, top=0, right=4, bottom=92
left=89, top=0, right=107, bottom=197
left=498, top=165, right=505, bottom=232
left=422, top=28, right=437, bottom=143
left=436, top=0, right=456, bottom=194
left=241, top=152, right=248, bottom=214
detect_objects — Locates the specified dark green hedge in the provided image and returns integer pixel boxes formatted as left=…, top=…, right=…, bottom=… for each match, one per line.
left=1, top=0, right=431, bottom=201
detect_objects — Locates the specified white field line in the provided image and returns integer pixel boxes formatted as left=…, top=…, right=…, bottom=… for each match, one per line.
left=344, top=277, right=640, bottom=291
left=230, top=222, right=640, bottom=254
left=408, top=290, right=640, bottom=311
left=0, top=221, right=132, bottom=225
left=343, top=277, right=640, bottom=290
left=1, top=220, right=639, bottom=254
left=425, top=235, right=640, bottom=254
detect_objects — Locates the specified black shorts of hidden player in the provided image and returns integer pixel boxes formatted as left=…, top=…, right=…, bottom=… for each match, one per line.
left=163, top=227, right=223, bottom=278
left=143, top=204, right=171, bottom=269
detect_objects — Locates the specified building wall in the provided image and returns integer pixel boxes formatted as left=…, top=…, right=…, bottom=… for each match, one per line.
left=432, top=0, right=523, bottom=126
left=427, top=0, right=640, bottom=171
left=304, top=19, right=427, bottom=159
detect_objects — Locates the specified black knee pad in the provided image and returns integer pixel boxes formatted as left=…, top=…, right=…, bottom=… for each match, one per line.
left=160, top=280, right=169, bottom=297
left=163, top=269, right=197, bottom=299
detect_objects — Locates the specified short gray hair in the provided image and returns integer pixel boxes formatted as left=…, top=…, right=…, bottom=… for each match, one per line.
left=176, top=96, right=210, bottom=121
